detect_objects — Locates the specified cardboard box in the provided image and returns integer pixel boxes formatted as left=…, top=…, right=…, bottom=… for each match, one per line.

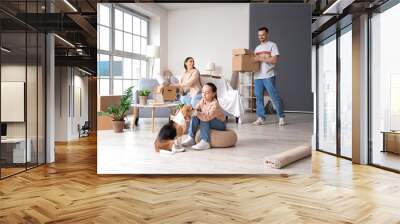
left=99, top=95, right=121, bottom=111
left=156, top=85, right=178, bottom=101
left=257, top=52, right=272, bottom=58
left=232, top=48, right=251, bottom=55
left=232, top=54, right=259, bottom=72
left=97, top=115, right=114, bottom=130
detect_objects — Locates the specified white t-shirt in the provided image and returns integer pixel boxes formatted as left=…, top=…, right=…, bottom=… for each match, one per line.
left=254, top=41, right=280, bottom=79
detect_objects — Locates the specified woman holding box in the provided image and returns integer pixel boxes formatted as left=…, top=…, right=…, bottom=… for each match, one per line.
left=179, top=57, right=202, bottom=107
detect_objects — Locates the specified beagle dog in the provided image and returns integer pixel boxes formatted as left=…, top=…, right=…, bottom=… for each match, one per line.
left=154, top=105, right=193, bottom=153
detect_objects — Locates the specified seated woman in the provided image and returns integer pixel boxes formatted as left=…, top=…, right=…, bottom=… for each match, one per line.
left=182, top=83, right=226, bottom=150
left=179, top=57, right=202, bottom=107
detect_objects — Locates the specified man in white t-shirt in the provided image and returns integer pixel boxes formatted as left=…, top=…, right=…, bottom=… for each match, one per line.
left=252, top=27, right=286, bottom=126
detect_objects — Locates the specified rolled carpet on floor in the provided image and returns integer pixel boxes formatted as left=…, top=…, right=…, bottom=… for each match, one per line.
left=264, top=144, right=311, bottom=169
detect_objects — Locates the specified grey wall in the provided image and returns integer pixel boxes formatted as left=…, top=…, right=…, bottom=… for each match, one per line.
left=250, top=3, right=313, bottom=112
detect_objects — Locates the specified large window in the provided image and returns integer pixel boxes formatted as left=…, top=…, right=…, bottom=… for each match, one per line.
left=370, top=3, right=400, bottom=171
left=317, top=35, right=337, bottom=155
left=317, top=24, right=353, bottom=159
left=97, top=4, right=149, bottom=96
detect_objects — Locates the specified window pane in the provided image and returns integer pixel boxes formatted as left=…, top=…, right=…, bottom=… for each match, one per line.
left=113, top=56, right=123, bottom=77
left=141, top=37, right=147, bottom=55
left=97, top=25, right=99, bottom=49
left=133, top=59, right=140, bottom=79
left=98, top=54, right=109, bottom=77
left=133, top=35, right=140, bottom=54
left=124, top=33, right=133, bottom=53
left=99, top=79, right=109, bottom=96
left=141, top=20, right=147, bottom=37
left=340, top=29, right=352, bottom=158
left=133, top=16, right=141, bottom=35
left=317, top=37, right=337, bottom=155
left=124, top=12, right=132, bottom=33
left=99, top=4, right=110, bottom=26
left=123, top=58, right=132, bottom=79
left=115, top=9, right=123, bottom=30
left=123, top=80, right=133, bottom=92
left=115, top=30, right=123, bottom=51
left=132, top=80, right=138, bottom=89
left=113, top=79, right=123, bottom=95
left=99, top=26, right=109, bottom=51
left=141, top=60, right=147, bottom=78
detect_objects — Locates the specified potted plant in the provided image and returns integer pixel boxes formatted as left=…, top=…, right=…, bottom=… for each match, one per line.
left=176, top=103, right=185, bottom=109
left=139, top=89, right=151, bottom=105
left=98, top=86, right=134, bottom=133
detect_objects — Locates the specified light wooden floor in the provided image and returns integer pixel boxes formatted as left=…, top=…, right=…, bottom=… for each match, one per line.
left=0, top=167, right=26, bottom=178
left=1, top=164, right=43, bottom=178
left=98, top=113, right=312, bottom=174
left=1, top=135, right=400, bottom=223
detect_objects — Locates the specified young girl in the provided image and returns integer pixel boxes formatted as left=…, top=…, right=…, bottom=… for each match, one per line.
left=182, top=83, right=226, bottom=150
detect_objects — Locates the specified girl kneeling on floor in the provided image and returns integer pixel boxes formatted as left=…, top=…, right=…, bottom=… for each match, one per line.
left=182, top=83, right=226, bottom=150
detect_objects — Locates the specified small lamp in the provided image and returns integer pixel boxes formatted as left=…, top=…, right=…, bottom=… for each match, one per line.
left=206, top=62, right=215, bottom=76
left=146, top=45, right=160, bottom=77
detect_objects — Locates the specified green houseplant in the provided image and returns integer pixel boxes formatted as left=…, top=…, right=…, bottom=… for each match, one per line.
left=139, top=89, right=151, bottom=105
left=98, top=86, right=134, bottom=133
left=176, top=103, right=185, bottom=109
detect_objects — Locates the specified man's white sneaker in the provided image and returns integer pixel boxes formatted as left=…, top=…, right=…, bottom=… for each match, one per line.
left=279, top=117, right=286, bottom=126
left=192, top=140, right=210, bottom=150
left=181, top=136, right=195, bottom=147
left=252, top=117, right=265, bottom=125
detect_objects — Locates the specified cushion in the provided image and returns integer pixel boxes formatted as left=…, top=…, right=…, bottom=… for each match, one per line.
left=195, top=129, right=237, bottom=148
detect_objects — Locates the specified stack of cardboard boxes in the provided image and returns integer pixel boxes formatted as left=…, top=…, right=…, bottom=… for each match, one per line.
left=232, top=48, right=260, bottom=112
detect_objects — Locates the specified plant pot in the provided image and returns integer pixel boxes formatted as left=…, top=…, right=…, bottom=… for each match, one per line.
left=139, top=96, right=148, bottom=105
left=112, top=120, right=125, bottom=133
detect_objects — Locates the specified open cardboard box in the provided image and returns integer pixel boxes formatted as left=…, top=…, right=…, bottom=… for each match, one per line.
left=155, top=85, right=180, bottom=101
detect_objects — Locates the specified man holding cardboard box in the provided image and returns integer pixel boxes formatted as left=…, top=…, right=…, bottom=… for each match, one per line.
left=252, top=27, right=286, bottom=126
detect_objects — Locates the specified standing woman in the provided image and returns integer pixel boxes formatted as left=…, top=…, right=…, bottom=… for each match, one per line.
left=179, top=57, right=202, bottom=107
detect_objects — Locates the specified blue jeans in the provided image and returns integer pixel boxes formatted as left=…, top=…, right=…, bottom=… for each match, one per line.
left=188, top=116, right=226, bottom=143
left=254, top=76, right=285, bottom=119
left=180, top=93, right=202, bottom=107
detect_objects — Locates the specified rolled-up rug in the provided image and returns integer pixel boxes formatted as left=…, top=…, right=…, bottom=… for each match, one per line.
left=264, top=144, right=311, bottom=169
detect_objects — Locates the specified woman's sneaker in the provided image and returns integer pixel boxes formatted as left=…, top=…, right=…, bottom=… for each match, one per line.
left=182, top=136, right=195, bottom=147
left=172, top=144, right=185, bottom=153
left=192, top=140, right=210, bottom=150
left=252, top=117, right=265, bottom=125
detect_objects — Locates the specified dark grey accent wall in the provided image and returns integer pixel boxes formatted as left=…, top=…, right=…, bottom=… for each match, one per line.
left=250, top=3, right=313, bottom=112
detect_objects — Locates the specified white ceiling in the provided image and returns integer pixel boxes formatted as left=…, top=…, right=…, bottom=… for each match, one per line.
left=158, top=3, right=249, bottom=11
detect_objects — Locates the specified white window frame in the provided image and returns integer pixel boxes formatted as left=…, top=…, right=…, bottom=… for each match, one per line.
left=97, top=3, right=150, bottom=96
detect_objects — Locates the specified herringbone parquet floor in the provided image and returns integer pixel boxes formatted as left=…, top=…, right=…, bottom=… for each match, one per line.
left=1, top=135, right=400, bottom=224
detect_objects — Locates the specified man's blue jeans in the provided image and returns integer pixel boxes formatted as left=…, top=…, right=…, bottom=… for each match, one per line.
left=254, top=76, right=285, bottom=120
left=188, top=116, right=226, bottom=143
left=180, top=93, right=202, bottom=107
